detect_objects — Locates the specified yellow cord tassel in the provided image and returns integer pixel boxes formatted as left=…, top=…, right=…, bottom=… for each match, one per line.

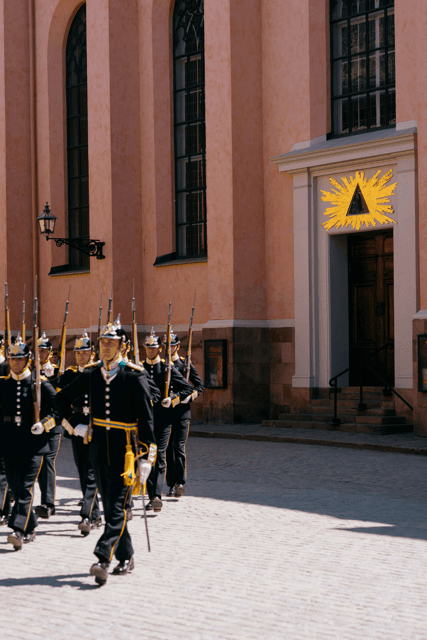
left=121, top=444, right=136, bottom=487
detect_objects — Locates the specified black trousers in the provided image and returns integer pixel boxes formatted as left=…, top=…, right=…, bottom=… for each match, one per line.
left=4, top=454, right=43, bottom=533
left=0, top=456, right=12, bottom=516
left=147, top=426, right=171, bottom=499
left=71, top=437, right=100, bottom=521
left=93, top=462, right=133, bottom=563
left=166, top=419, right=190, bottom=488
left=38, top=433, right=61, bottom=507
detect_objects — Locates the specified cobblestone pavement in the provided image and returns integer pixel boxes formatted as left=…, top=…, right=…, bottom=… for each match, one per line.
left=190, top=423, right=427, bottom=455
left=1, top=436, right=427, bottom=639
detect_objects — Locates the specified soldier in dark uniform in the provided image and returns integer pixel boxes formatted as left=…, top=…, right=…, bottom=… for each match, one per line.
left=0, top=334, right=12, bottom=525
left=164, top=331, right=204, bottom=498
left=35, top=333, right=62, bottom=519
left=0, top=335, right=59, bottom=550
left=57, top=331, right=101, bottom=535
left=56, top=318, right=157, bottom=585
left=142, top=329, right=193, bottom=512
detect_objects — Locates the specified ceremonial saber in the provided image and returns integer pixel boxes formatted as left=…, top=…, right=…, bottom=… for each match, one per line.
left=131, top=432, right=151, bottom=553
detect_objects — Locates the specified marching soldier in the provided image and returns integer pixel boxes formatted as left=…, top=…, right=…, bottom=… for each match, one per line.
left=165, top=331, right=203, bottom=497
left=0, top=335, right=58, bottom=549
left=142, top=329, right=192, bottom=512
left=56, top=318, right=157, bottom=585
left=57, top=331, right=101, bottom=535
left=0, top=334, right=12, bottom=525
left=35, top=332, right=62, bottom=519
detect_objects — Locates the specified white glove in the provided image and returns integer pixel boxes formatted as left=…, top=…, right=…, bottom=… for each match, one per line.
left=73, top=425, right=89, bottom=438
left=181, top=395, right=191, bottom=404
left=161, top=397, right=172, bottom=408
left=31, top=422, right=44, bottom=435
left=139, top=460, right=151, bottom=484
left=43, top=362, right=55, bottom=377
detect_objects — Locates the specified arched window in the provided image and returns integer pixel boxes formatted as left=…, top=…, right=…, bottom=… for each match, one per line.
left=331, top=0, right=395, bottom=136
left=173, top=0, right=207, bottom=258
left=66, top=4, right=89, bottom=269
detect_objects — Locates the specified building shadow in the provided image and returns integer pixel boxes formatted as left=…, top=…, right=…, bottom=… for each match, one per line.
left=0, top=574, right=97, bottom=590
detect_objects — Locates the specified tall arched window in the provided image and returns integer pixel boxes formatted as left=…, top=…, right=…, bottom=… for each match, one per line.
left=331, top=0, right=395, bottom=136
left=66, top=4, right=89, bottom=269
left=173, top=0, right=207, bottom=258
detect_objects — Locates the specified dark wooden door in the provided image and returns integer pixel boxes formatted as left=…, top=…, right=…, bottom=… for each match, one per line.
left=348, top=230, right=394, bottom=386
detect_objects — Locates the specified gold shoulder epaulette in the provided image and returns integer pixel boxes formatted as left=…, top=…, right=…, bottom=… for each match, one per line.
left=180, top=357, right=185, bottom=361
left=126, top=362, right=143, bottom=372
left=41, top=375, right=48, bottom=381
left=84, top=361, right=100, bottom=369
left=0, top=374, right=11, bottom=380
left=66, top=365, right=78, bottom=373
left=161, top=359, right=166, bottom=363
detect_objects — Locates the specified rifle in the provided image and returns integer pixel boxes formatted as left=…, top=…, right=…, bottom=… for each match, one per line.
left=22, top=285, right=26, bottom=343
left=32, top=277, right=41, bottom=423
left=131, top=280, right=140, bottom=365
left=96, top=291, right=102, bottom=360
left=131, top=431, right=151, bottom=553
left=163, top=296, right=172, bottom=400
left=185, top=293, right=196, bottom=381
left=107, top=281, right=113, bottom=324
left=58, top=286, right=71, bottom=376
left=4, top=282, right=11, bottom=361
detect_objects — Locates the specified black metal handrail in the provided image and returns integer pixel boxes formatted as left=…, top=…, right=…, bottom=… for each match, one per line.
left=328, top=341, right=413, bottom=425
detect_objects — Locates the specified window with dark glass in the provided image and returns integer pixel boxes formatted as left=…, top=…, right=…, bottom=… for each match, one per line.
left=66, top=4, right=89, bottom=269
left=173, top=0, right=207, bottom=258
left=331, top=0, right=395, bottom=136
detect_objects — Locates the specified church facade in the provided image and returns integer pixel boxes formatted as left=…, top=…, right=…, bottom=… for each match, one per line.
left=1, top=0, right=427, bottom=429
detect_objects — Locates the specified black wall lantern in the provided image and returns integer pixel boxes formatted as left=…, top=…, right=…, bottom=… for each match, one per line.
left=37, top=202, right=105, bottom=260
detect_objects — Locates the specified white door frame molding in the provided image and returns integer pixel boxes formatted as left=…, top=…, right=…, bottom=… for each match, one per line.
left=273, top=130, right=417, bottom=390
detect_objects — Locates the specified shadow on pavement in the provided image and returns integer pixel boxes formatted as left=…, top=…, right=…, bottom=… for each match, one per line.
left=0, top=574, right=97, bottom=590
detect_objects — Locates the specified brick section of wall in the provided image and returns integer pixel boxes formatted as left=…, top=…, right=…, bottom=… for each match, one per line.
left=201, top=327, right=271, bottom=424
left=269, top=327, right=295, bottom=419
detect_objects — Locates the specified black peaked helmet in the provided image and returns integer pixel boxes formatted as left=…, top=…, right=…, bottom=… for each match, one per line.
left=38, top=332, right=52, bottom=350
left=144, top=327, right=161, bottom=349
left=98, top=316, right=124, bottom=341
left=74, top=330, right=93, bottom=351
left=115, top=328, right=130, bottom=344
left=162, top=327, right=180, bottom=347
left=9, top=334, right=30, bottom=358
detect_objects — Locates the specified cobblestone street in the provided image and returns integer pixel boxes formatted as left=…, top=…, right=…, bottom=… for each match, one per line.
left=1, top=436, right=427, bottom=639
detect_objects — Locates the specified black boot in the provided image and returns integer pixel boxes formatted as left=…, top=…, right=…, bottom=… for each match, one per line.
left=7, top=530, right=24, bottom=550
left=78, top=518, right=91, bottom=537
left=174, top=484, right=185, bottom=497
left=23, top=530, right=36, bottom=544
left=35, top=504, right=55, bottom=519
left=90, top=561, right=110, bottom=586
left=112, top=556, right=134, bottom=576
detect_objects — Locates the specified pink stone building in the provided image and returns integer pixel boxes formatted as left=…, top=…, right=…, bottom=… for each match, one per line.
left=1, top=0, right=426, bottom=429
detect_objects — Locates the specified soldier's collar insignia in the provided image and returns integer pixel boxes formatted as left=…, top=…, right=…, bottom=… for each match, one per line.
left=11, top=368, right=31, bottom=381
left=146, top=356, right=161, bottom=365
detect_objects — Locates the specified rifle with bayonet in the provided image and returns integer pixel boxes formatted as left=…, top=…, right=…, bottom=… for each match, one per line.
left=58, top=286, right=71, bottom=376
left=163, top=297, right=172, bottom=400
left=4, top=282, right=11, bottom=362
left=185, top=293, right=196, bottom=381
left=131, top=281, right=140, bottom=365
left=32, top=278, right=41, bottom=423
left=22, top=285, right=26, bottom=343
left=95, top=291, right=103, bottom=360
left=107, top=281, right=113, bottom=324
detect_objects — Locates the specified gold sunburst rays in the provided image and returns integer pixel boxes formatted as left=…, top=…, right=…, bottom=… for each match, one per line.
left=321, top=169, right=397, bottom=231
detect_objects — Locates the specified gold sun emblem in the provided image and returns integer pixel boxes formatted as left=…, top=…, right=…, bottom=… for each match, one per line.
left=321, top=169, right=397, bottom=231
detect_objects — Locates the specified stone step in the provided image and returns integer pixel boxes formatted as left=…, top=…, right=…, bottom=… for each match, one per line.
left=280, top=413, right=405, bottom=426
left=262, top=419, right=413, bottom=436
left=293, top=405, right=392, bottom=416
left=336, top=386, right=389, bottom=394
left=284, top=407, right=396, bottom=420
left=309, top=399, right=392, bottom=408
left=329, top=392, right=389, bottom=401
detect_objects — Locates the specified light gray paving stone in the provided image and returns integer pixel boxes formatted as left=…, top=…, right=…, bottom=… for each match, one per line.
left=1, top=438, right=427, bottom=638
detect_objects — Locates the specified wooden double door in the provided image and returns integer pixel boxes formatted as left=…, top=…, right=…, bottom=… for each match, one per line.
left=348, top=230, right=394, bottom=386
